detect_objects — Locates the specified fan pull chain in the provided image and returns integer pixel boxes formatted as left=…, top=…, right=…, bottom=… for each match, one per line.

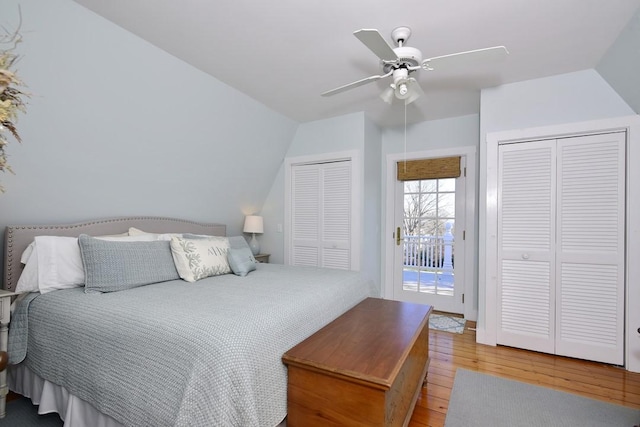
left=403, top=101, right=407, bottom=173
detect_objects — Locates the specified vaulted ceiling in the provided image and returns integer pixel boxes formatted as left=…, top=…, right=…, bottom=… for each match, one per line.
left=72, top=0, right=640, bottom=127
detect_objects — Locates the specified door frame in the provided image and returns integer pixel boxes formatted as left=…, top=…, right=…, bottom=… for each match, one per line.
left=480, top=115, right=640, bottom=373
left=384, top=146, right=477, bottom=320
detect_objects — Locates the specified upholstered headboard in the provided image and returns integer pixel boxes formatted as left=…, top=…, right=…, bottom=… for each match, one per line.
left=3, top=217, right=226, bottom=292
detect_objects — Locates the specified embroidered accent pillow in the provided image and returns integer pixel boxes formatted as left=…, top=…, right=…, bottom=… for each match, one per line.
left=170, top=236, right=231, bottom=282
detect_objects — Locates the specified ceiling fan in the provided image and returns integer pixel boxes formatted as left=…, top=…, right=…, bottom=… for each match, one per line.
left=321, top=26, right=509, bottom=105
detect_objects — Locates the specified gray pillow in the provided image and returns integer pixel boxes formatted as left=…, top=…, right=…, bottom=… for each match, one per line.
left=227, top=246, right=257, bottom=277
left=183, top=234, right=249, bottom=250
left=182, top=233, right=211, bottom=240
left=78, top=234, right=179, bottom=293
left=228, top=236, right=251, bottom=250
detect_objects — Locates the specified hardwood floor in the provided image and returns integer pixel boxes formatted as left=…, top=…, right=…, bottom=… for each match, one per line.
left=409, top=320, right=640, bottom=427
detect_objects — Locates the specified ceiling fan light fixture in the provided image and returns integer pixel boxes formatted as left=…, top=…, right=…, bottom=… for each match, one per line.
left=394, top=80, right=411, bottom=99
left=403, top=77, right=424, bottom=105
left=380, top=73, right=423, bottom=105
left=389, top=68, right=414, bottom=101
left=404, top=89, right=421, bottom=105
left=380, top=86, right=395, bottom=104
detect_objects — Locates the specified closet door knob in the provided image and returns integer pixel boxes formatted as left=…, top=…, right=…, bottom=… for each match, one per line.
left=521, top=253, right=530, bottom=260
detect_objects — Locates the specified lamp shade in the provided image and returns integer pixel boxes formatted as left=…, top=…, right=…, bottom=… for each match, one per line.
left=243, top=215, right=264, bottom=234
left=403, top=78, right=424, bottom=105
left=380, top=86, right=395, bottom=105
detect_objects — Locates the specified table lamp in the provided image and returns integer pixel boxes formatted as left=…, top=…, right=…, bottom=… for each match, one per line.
left=243, top=215, right=263, bottom=255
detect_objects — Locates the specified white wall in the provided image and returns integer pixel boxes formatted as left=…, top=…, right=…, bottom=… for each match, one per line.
left=260, top=165, right=286, bottom=261
left=597, top=7, right=640, bottom=115
left=480, top=70, right=633, bottom=134
left=361, top=116, right=382, bottom=291
left=381, top=114, right=479, bottom=155
left=0, top=0, right=297, bottom=270
left=284, top=112, right=366, bottom=158
left=477, top=69, right=634, bottom=340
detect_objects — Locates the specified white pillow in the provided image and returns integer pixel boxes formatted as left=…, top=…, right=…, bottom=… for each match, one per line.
left=170, top=236, right=231, bottom=282
left=20, top=241, right=36, bottom=264
left=15, top=245, right=39, bottom=293
left=128, top=227, right=182, bottom=241
left=36, top=236, right=85, bottom=294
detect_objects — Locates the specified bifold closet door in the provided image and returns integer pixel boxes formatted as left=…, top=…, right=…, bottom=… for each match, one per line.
left=290, top=160, right=352, bottom=269
left=555, top=133, right=625, bottom=365
left=497, top=133, right=625, bottom=365
left=497, top=140, right=556, bottom=354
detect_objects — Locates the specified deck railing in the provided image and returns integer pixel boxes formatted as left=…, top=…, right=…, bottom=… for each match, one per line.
left=403, top=223, right=454, bottom=271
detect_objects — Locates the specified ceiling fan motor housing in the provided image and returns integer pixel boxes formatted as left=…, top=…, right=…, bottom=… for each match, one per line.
left=383, top=46, right=423, bottom=73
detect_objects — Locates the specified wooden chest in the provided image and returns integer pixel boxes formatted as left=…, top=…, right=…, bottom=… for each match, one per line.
left=282, top=297, right=432, bottom=427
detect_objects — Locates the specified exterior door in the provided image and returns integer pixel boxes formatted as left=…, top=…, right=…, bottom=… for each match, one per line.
left=393, top=159, right=466, bottom=314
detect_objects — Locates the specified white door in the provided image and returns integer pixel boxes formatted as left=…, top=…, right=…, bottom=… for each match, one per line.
left=497, top=140, right=556, bottom=354
left=496, top=132, right=625, bottom=365
left=554, top=133, right=625, bottom=365
left=392, top=159, right=467, bottom=314
left=289, top=160, right=352, bottom=269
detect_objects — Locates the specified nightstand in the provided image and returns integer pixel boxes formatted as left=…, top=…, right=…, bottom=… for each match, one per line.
left=0, top=289, right=17, bottom=418
left=254, top=254, right=270, bottom=263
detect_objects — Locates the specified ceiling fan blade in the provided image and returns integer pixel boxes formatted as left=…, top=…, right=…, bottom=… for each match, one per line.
left=422, top=46, right=509, bottom=71
left=354, top=29, right=398, bottom=61
left=321, top=71, right=393, bottom=97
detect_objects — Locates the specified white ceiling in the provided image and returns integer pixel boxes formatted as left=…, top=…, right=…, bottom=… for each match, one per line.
left=72, top=0, right=640, bottom=128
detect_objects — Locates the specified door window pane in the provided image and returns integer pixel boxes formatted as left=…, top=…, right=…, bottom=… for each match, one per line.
left=403, top=178, right=456, bottom=296
left=438, top=193, right=456, bottom=218
left=438, top=178, right=456, bottom=192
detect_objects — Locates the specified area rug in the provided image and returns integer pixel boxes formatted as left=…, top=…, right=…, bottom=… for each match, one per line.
left=444, top=368, right=640, bottom=427
left=429, top=313, right=466, bottom=333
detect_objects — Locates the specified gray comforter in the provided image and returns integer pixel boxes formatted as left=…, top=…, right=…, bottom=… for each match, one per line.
left=9, top=264, right=375, bottom=427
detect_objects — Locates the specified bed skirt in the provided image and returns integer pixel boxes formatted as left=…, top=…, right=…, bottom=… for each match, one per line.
left=8, top=363, right=123, bottom=427
left=8, top=364, right=288, bottom=427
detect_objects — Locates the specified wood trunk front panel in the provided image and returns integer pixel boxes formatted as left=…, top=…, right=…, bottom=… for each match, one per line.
left=283, top=298, right=432, bottom=427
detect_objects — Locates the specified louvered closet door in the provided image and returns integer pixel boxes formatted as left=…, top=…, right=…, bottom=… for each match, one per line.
left=321, top=162, right=351, bottom=269
left=291, top=165, right=321, bottom=266
left=555, top=133, right=625, bottom=365
left=291, top=161, right=351, bottom=269
left=497, top=140, right=556, bottom=354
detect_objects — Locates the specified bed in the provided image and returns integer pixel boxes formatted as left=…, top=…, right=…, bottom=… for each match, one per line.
left=2, top=217, right=376, bottom=427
